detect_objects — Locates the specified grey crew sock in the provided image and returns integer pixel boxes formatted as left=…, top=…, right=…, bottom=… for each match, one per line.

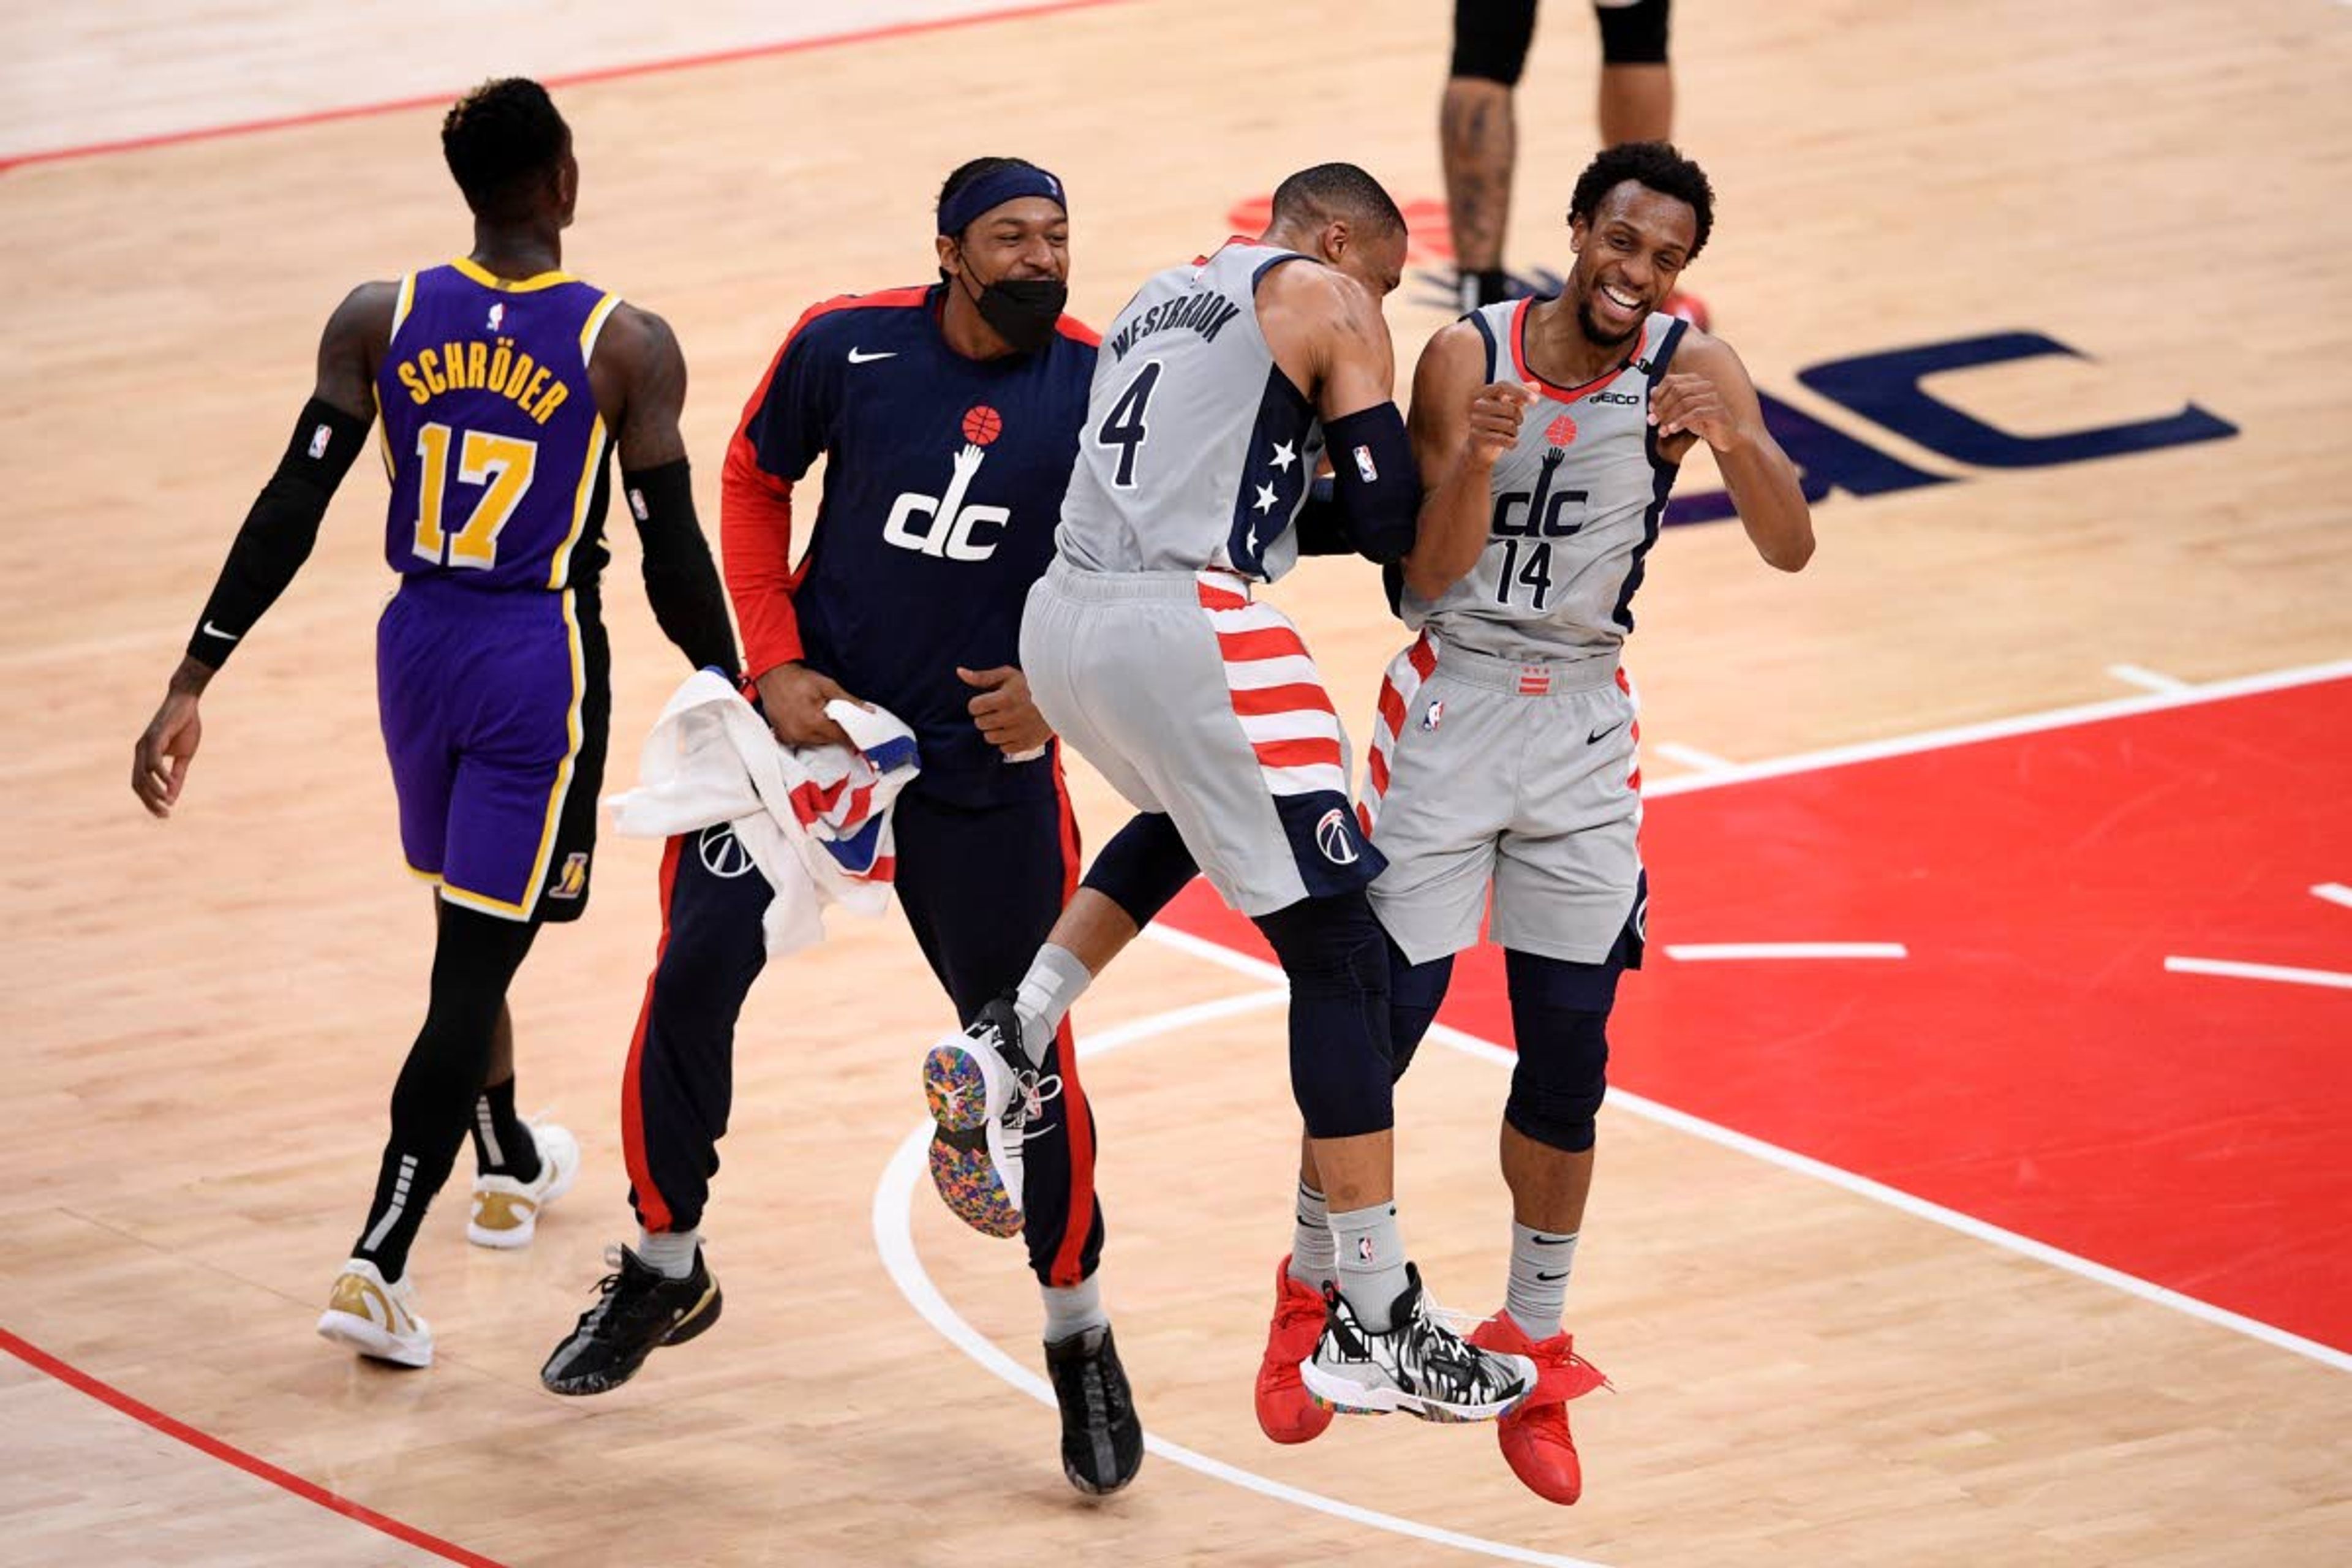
left=637, top=1227, right=701, bottom=1281
left=1042, top=1275, right=1110, bottom=1342
left=1504, top=1223, right=1577, bottom=1340
left=1011, top=944, right=1093, bottom=1067
left=1329, top=1203, right=1411, bottom=1333
left=1287, top=1180, right=1335, bottom=1290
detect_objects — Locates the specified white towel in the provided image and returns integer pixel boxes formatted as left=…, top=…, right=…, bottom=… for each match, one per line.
left=605, top=669, right=921, bottom=956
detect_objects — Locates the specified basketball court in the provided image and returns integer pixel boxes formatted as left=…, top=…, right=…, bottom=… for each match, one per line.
left=2, top=2, right=2346, bottom=1563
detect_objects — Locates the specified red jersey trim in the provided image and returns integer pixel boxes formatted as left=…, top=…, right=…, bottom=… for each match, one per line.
left=1510, top=297, right=1647, bottom=404
left=721, top=288, right=937, bottom=676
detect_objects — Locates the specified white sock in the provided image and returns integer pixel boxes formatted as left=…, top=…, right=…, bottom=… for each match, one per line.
left=1012, top=944, right=1092, bottom=1066
left=637, top=1227, right=700, bottom=1280
left=1329, top=1204, right=1410, bottom=1333
left=1042, top=1275, right=1109, bottom=1342
left=1287, top=1180, right=1335, bottom=1290
left=1504, top=1222, right=1577, bottom=1340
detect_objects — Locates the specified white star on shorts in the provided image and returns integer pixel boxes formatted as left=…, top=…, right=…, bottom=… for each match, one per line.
left=1253, top=482, right=1279, bottom=514
left=1270, top=440, right=1297, bottom=472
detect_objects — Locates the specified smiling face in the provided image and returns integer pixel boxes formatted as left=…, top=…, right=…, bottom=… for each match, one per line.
left=1566, top=179, right=1699, bottom=347
left=937, top=195, right=1071, bottom=292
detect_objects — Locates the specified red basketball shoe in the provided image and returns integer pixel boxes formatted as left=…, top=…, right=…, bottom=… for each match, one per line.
left=1467, top=1311, right=1610, bottom=1504
left=1254, top=1254, right=1335, bottom=1444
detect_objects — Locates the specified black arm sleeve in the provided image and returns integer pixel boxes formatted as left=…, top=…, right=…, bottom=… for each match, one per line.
left=1294, top=476, right=1351, bottom=556
left=186, top=398, right=369, bottom=668
left=623, top=459, right=742, bottom=676
left=1317, top=404, right=1421, bottom=564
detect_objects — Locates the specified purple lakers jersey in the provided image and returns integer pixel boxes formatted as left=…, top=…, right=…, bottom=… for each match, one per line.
left=376, top=260, right=621, bottom=591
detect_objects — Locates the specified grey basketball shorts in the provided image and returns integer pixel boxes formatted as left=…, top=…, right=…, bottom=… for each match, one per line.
left=1360, top=630, right=1645, bottom=965
left=1022, top=559, right=1381, bottom=917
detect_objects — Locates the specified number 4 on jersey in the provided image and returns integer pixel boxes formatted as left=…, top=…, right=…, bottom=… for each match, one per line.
left=1096, top=360, right=1163, bottom=488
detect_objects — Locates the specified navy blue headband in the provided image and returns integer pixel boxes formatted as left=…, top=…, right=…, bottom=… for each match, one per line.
left=937, top=164, right=1067, bottom=237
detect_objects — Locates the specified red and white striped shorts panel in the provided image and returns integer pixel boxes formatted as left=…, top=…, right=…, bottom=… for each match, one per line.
left=1618, top=663, right=1645, bottom=801
left=1359, top=630, right=1439, bottom=836
left=1194, top=572, right=1349, bottom=802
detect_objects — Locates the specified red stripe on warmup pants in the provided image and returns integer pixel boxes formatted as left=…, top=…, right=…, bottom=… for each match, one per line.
left=620, top=834, right=686, bottom=1234
left=1047, top=754, right=1096, bottom=1287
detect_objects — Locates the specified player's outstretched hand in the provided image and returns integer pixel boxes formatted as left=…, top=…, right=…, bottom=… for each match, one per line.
left=755, top=662, right=861, bottom=749
left=959, top=666, right=1052, bottom=760
left=1649, top=371, right=1742, bottom=451
left=132, top=688, right=203, bottom=818
left=1468, top=382, right=1538, bottom=466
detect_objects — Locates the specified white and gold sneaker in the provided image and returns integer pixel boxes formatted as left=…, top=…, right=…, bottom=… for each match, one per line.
left=315, top=1258, right=433, bottom=1367
left=467, top=1120, right=580, bottom=1249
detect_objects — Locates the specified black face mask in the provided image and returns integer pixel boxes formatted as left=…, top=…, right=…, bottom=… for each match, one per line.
left=963, top=269, right=1068, bottom=354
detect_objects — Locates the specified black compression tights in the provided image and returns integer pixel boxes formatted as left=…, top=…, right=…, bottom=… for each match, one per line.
left=350, top=902, right=540, bottom=1279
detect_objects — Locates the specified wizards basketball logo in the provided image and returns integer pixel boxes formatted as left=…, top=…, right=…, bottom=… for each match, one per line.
left=883, top=405, right=1013, bottom=562
left=1315, top=806, right=1361, bottom=866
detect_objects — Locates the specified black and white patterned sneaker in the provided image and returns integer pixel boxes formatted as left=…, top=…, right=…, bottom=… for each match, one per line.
left=921, top=997, right=1032, bottom=1238
left=1044, top=1323, right=1144, bottom=1496
left=1299, top=1262, right=1536, bottom=1423
left=540, top=1245, right=722, bottom=1396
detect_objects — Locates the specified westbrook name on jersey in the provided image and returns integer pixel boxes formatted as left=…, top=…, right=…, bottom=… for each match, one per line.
left=1058, top=241, right=1330, bottom=582
left=727, top=283, right=1099, bottom=803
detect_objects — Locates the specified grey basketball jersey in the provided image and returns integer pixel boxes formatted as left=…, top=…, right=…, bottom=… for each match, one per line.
left=1057, top=241, right=1327, bottom=581
left=1400, top=299, right=1689, bottom=660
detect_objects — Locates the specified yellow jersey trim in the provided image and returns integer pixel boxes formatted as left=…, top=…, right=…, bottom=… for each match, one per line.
left=546, top=293, right=620, bottom=589
left=449, top=256, right=577, bottom=293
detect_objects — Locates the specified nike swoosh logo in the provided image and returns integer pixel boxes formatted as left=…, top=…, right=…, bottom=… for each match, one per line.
left=1530, top=1234, right=1574, bottom=1246
left=846, top=348, right=897, bottom=364
left=1587, top=718, right=1627, bottom=745
left=1537, top=1270, right=1569, bottom=1282
left=200, top=620, right=240, bottom=643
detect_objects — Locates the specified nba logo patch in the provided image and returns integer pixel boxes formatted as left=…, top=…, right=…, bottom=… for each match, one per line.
left=1420, top=699, right=1445, bottom=732
left=1356, top=1235, right=1376, bottom=1263
left=307, top=424, right=331, bottom=459
left=628, top=486, right=650, bottom=522
left=549, top=852, right=589, bottom=900
left=1315, top=807, right=1361, bottom=866
left=486, top=302, right=505, bottom=333
left=1352, top=444, right=1379, bottom=482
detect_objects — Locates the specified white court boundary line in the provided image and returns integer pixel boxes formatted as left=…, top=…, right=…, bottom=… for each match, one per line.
left=1138, top=930, right=2352, bottom=1376
left=2164, top=956, right=2352, bottom=992
left=875, top=660, right=2352, bottom=1561
left=2312, top=883, right=2352, bottom=911
left=872, top=990, right=1616, bottom=1568
left=1640, top=656, right=2352, bottom=800
left=2105, top=662, right=2190, bottom=694
left=1664, top=942, right=1907, bottom=961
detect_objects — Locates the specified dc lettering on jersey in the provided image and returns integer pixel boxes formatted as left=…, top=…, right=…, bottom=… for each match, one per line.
left=882, top=405, right=1013, bottom=562
left=1492, top=447, right=1589, bottom=538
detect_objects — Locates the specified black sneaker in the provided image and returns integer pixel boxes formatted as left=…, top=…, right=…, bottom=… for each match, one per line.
left=540, top=1245, right=722, bottom=1396
left=1044, top=1323, right=1144, bottom=1496
left=1298, top=1262, right=1535, bottom=1423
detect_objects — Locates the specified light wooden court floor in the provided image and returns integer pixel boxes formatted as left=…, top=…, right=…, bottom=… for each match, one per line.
left=1, top=1, right=2347, bottom=1563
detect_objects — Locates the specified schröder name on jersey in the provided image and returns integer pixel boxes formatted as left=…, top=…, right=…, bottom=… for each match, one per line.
left=1107, top=290, right=1245, bottom=361
left=391, top=337, right=572, bottom=425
